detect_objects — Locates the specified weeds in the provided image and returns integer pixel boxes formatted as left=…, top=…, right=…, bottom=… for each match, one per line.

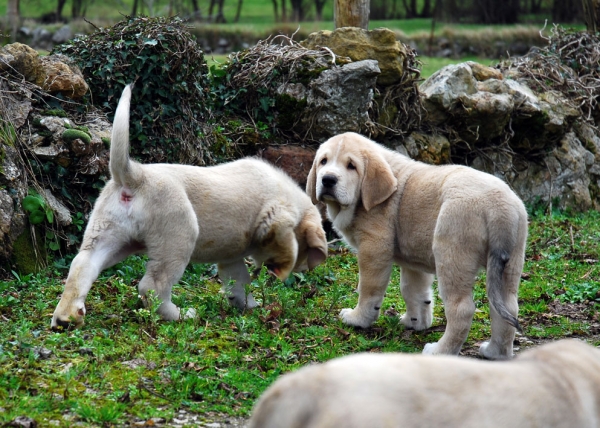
left=0, top=211, right=599, bottom=425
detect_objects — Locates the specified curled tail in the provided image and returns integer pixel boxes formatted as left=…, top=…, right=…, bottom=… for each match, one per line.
left=110, top=84, right=143, bottom=188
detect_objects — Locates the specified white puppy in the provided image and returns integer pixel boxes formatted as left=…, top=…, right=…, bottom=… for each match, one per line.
left=307, top=132, right=528, bottom=359
left=249, top=339, right=600, bottom=428
left=51, top=84, right=327, bottom=329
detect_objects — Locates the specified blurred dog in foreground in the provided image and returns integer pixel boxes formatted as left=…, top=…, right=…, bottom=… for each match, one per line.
left=249, top=339, right=600, bottom=428
left=51, top=84, right=327, bottom=330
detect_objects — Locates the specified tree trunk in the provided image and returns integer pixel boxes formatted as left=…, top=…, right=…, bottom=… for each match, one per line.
left=315, top=0, right=326, bottom=20
left=553, top=0, right=581, bottom=23
left=475, top=0, right=519, bottom=24
left=291, top=0, right=304, bottom=21
left=281, top=0, right=287, bottom=22
left=56, top=0, right=67, bottom=21
left=234, top=0, right=243, bottom=22
left=215, top=0, right=226, bottom=23
left=582, top=0, right=600, bottom=32
left=72, top=0, right=82, bottom=18
left=190, top=0, right=201, bottom=20
left=420, top=0, right=432, bottom=17
left=435, top=0, right=459, bottom=22
left=272, top=0, right=279, bottom=21
left=209, top=0, right=216, bottom=19
left=335, top=0, right=370, bottom=29
left=131, top=0, right=139, bottom=16
left=8, top=0, right=19, bottom=43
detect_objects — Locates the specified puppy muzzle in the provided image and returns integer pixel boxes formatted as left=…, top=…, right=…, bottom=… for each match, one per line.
left=318, top=174, right=339, bottom=202
left=321, top=174, right=338, bottom=189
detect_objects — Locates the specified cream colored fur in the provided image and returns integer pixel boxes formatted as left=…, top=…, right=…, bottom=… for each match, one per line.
left=249, top=339, right=600, bottom=428
left=51, top=84, right=327, bottom=329
left=306, top=132, right=528, bottom=359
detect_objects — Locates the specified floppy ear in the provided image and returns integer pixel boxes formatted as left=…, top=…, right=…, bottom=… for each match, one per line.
left=301, top=209, right=328, bottom=269
left=361, top=150, right=398, bottom=211
left=305, top=154, right=319, bottom=205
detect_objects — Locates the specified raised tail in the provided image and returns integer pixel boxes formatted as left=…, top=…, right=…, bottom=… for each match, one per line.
left=110, top=84, right=142, bottom=188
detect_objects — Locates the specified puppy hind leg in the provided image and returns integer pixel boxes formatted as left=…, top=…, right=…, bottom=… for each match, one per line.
left=218, top=259, right=258, bottom=310
left=138, top=256, right=190, bottom=321
left=423, top=255, right=479, bottom=355
left=399, top=268, right=434, bottom=331
left=423, top=288, right=475, bottom=355
left=479, top=258, right=522, bottom=360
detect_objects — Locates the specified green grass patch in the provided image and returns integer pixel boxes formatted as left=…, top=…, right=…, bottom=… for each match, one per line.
left=1, top=211, right=599, bottom=425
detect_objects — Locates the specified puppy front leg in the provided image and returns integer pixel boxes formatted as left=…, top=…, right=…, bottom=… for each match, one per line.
left=218, top=259, right=258, bottom=310
left=340, top=250, right=393, bottom=328
left=52, top=238, right=132, bottom=330
left=51, top=250, right=101, bottom=330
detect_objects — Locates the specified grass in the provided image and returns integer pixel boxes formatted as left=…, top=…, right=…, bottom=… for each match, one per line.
left=1, top=209, right=599, bottom=425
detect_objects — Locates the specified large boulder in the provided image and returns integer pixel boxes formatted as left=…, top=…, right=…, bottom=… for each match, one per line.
left=0, top=43, right=45, bottom=87
left=0, top=44, right=89, bottom=100
left=41, top=54, right=89, bottom=99
left=0, top=143, right=27, bottom=268
left=420, top=61, right=581, bottom=153
left=301, top=27, right=407, bottom=87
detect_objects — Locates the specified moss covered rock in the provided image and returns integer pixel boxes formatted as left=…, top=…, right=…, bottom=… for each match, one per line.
left=301, top=27, right=408, bottom=87
left=10, top=226, right=46, bottom=274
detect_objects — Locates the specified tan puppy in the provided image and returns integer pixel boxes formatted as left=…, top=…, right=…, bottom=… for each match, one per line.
left=51, top=84, right=327, bottom=329
left=249, top=339, right=600, bottom=428
left=306, top=132, right=527, bottom=359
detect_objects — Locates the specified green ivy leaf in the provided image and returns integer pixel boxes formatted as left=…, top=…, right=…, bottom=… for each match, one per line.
left=22, top=195, right=43, bottom=213
left=29, top=210, right=45, bottom=225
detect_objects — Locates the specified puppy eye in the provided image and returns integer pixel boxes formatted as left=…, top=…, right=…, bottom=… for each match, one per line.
left=320, top=158, right=327, bottom=165
left=348, top=162, right=356, bottom=170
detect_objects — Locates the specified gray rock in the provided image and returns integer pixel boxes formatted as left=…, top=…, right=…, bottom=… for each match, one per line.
left=51, top=25, right=72, bottom=44
left=305, top=59, right=380, bottom=139
left=41, top=189, right=72, bottom=226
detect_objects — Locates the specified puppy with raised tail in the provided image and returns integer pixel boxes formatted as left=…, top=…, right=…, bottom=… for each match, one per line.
left=249, top=339, right=600, bottom=428
left=51, top=84, right=327, bottom=330
left=306, top=132, right=527, bottom=359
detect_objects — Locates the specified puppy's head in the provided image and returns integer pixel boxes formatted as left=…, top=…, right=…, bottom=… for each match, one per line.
left=255, top=201, right=327, bottom=280
left=307, top=132, right=397, bottom=211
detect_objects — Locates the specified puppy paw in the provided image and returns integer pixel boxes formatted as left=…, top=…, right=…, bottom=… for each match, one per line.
left=479, top=341, right=513, bottom=360
left=227, top=293, right=259, bottom=310
left=422, top=342, right=439, bottom=355
left=339, top=308, right=375, bottom=328
left=245, top=294, right=259, bottom=310
left=182, top=307, right=197, bottom=320
left=400, top=313, right=431, bottom=331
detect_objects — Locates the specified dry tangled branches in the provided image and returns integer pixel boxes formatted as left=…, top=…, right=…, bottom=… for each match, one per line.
left=369, top=44, right=424, bottom=138
left=226, top=33, right=344, bottom=94
left=503, top=25, right=600, bottom=123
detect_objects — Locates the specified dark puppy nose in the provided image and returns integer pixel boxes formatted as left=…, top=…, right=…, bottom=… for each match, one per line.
left=52, top=318, right=73, bottom=332
left=322, top=175, right=338, bottom=188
